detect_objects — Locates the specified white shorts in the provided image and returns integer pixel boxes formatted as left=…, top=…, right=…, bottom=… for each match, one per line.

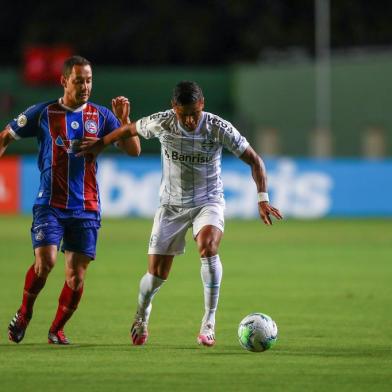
left=148, top=203, right=225, bottom=256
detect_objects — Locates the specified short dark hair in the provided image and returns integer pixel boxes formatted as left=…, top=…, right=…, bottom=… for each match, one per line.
left=172, top=81, right=203, bottom=105
left=62, top=55, right=91, bottom=78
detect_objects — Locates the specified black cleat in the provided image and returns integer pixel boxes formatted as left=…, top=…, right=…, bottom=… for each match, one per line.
left=8, top=309, right=30, bottom=343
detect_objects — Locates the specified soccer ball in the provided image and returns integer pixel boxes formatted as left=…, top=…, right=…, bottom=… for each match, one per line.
left=238, top=312, right=278, bottom=352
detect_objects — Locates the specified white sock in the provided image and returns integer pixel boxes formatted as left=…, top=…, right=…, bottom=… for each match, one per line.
left=200, top=255, right=223, bottom=326
left=136, top=272, right=166, bottom=322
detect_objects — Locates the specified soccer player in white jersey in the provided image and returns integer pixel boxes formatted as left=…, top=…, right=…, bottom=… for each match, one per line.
left=78, top=81, right=283, bottom=346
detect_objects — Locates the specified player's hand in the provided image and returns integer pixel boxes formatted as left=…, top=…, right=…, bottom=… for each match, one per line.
left=258, top=202, right=283, bottom=225
left=0, top=127, right=13, bottom=158
left=112, top=96, right=130, bottom=125
left=76, top=138, right=105, bottom=160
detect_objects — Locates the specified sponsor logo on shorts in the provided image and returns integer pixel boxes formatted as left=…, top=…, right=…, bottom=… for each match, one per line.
left=149, top=234, right=158, bottom=247
left=33, top=223, right=49, bottom=231
left=35, top=229, right=45, bottom=241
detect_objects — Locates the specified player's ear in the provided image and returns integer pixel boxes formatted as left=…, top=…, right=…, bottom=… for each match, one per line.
left=60, top=75, right=67, bottom=88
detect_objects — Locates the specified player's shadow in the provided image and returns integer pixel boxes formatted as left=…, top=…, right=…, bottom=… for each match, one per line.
left=0, top=343, right=134, bottom=351
left=0, top=343, right=268, bottom=355
left=275, top=348, right=392, bottom=358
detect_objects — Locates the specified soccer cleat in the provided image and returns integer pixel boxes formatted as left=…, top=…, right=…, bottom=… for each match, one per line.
left=197, top=322, right=215, bottom=347
left=8, top=309, right=31, bottom=343
left=48, top=330, right=70, bottom=345
left=130, top=318, right=148, bottom=345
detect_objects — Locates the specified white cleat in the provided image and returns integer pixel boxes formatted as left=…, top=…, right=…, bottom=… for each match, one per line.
left=130, top=318, right=149, bottom=345
left=197, top=322, right=215, bottom=347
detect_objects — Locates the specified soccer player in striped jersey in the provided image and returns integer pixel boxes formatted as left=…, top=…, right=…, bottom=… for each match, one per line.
left=0, top=55, right=140, bottom=344
left=78, top=81, right=282, bottom=347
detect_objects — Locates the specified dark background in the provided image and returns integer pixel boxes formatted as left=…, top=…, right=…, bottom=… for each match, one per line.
left=1, top=0, right=392, bottom=66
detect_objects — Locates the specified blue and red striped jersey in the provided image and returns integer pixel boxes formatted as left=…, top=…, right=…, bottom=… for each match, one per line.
left=8, top=99, right=120, bottom=212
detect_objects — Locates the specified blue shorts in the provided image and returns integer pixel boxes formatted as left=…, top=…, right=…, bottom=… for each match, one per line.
left=31, top=205, right=101, bottom=260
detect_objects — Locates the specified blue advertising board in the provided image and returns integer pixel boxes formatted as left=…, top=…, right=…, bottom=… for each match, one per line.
left=20, top=156, right=392, bottom=218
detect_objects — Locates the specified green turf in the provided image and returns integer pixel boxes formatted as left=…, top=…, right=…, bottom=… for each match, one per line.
left=0, top=216, right=391, bottom=391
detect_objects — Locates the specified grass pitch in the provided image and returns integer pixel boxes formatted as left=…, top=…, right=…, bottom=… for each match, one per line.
left=0, top=216, right=391, bottom=391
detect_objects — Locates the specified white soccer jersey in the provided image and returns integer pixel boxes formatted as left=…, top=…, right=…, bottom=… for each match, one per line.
left=136, top=109, right=249, bottom=207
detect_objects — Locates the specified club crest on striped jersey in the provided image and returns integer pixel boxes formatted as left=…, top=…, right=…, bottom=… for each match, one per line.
left=84, top=120, right=98, bottom=134
left=71, top=121, right=80, bottom=130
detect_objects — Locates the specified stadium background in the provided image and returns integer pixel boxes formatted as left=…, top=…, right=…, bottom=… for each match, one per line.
left=1, top=2, right=392, bottom=392
left=1, top=0, right=392, bottom=217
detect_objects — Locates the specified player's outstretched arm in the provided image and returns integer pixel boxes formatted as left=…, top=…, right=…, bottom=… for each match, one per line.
left=239, top=146, right=283, bottom=225
left=77, top=122, right=138, bottom=159
left=77, top=96, right=140, bottom=159
left=0, top=127, right=14, bottom=158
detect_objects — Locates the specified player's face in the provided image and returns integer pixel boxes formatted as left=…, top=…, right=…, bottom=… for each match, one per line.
left=172, top=99, right=204, bottom=131
left=61, top=64, right=92, bottom=108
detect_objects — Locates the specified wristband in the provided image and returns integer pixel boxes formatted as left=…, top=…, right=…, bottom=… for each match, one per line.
left=257, top=192, right=269, bottom=202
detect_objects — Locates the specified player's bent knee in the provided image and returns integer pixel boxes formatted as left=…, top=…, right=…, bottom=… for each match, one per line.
left=66, top=275, right=84, bottom=291
left=199, top=242, right=219, bottom=258
left=34, top=258, right=56, bottom=277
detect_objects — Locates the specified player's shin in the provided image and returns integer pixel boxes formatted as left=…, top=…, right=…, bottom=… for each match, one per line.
left=20, top=264, right=47, bottom=318
left=200, top=255, right=223, bottom=326
left=49, top=282, right=84, bottom=333
left=135, top=272, right=166, bottom=321
left=131, top=272, right=165, bottom=345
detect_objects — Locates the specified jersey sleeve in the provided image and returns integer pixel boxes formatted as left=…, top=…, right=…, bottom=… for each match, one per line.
left=101, top=107, right=121, bottom=136
left=7, top=104, right=46, bottom=139
left=210, top=115, right=249, bottom=157
left=222, top=124, right=249, bottom=157
left=136, top=111, right=172, bottom=139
